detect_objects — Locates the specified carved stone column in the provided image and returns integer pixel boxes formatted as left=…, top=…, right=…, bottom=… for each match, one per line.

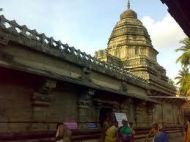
left=135, top=101, right=147, bottom=127
left=78, top=89, right=95, bottom=128
left=120, top=100, right=129, bottom=116
left=146, top=102, right=154, bottom=127
left=95, top=102, right=102, bottom=128
left=120, top=99, right=135, bottom=124
left=113, top=102, right=120, bottom=112
left=31, top=79, right=56, bottom=130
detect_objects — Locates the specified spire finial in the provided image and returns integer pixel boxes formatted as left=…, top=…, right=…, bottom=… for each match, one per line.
left=127, top=0, right=130, bottom=9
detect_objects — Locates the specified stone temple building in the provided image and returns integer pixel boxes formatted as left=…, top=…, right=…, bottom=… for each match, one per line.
left=96, top=3, right=170, bottom=95
left=95, top=1, right=184, bottom=134
left=0, top=2, right=186, bottom=142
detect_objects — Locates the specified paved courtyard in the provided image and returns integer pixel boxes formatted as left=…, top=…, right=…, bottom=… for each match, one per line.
left=82, top=133, right=184, bottom=142
left=135, top=133, right=184, bottom=142
left=169, top=134, right=184, bottom=142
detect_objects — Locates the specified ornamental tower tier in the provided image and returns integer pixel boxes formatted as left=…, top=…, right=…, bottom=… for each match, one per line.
left=95, top=5, right=169, bottom=83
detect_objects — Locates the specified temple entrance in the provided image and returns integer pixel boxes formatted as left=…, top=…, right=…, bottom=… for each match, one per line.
left=99, top=107, right=113, bottom=128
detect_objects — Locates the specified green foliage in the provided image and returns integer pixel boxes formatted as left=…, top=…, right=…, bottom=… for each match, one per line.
left=175, top=68, right=190, bottom=96
left=176, top=38, right=190, bottom=67
left=176, top=38, right=190, bottom=96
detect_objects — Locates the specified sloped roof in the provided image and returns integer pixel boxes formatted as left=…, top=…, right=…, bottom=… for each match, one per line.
left=161, top=0, right=190, bottom=37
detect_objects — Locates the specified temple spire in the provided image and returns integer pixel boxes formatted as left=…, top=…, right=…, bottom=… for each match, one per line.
left=127, top=0, right=130, bottom=9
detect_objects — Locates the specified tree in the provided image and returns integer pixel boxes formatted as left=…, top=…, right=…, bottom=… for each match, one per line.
left=175, top=67, right=190, bottom=96
left=176, top=38, right=190, bottom=96
left=176, top=38, right=190, bottom=67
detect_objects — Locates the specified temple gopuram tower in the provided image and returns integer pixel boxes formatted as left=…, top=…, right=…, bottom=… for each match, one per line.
left=96, top=1, right=172, bottom=94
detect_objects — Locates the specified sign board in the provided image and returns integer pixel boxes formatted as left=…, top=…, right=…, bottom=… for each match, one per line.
left=114, top=112, right=127, bottom=127
left=64, top=122, right=78, bottom=129
left=87, top=123, right=97, bottom=129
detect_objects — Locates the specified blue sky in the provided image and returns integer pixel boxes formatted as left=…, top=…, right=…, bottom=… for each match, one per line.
left=0, top=0, right=186, bottom=82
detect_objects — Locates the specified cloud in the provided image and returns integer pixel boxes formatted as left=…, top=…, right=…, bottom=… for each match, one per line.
left=1, top=0, right=108, bottom=55
left=141, top=14, right=186, bottom=81
left=141, top=14, right=186, bottom=49
left=1, top=0, right=186, bottom=81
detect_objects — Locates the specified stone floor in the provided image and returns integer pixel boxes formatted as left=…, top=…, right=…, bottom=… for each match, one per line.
left=135, top=133, right=184, bottom=142
left=82, top=133, right=184, bottom=142
left=169, top=134, right=184, bottom=142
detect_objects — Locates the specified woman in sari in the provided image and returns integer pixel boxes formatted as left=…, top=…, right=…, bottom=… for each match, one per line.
left=104, top=121, right=118, bottom=142
left=100, top=116, right=112, bottom=142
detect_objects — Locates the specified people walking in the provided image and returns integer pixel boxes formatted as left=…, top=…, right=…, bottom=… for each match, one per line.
left=104, top=121, right=118, bottom=142
left=154, top=124, right=168, bottom=142
left=55, top=122, right=72, bottom=142
left=118, top=119, right=133, bottom=142
left=145, top=122, right=158, bottom=142
left=100, top=115, right=111, bottom=142
left=100, top=115, right=112, bottom=142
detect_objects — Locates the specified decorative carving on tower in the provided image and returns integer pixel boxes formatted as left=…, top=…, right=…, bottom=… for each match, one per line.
left=127, top=0, right=130, bottom=10
left=95, top=2, right=175, bottom=92
left=95, top=50, right=122, bottom=67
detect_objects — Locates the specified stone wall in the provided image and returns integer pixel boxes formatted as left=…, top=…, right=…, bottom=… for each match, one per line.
left=153, top=102, right=183, bottom=127
left=0, top=68, right=79, bottom=132
left=0, top=15, right=185, bottom=140
left=0, top=67, right=184, bottom=133
left=0, top=83, right=32, bottom=132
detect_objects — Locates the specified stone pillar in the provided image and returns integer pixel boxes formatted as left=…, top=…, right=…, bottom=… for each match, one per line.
left=31, top=79, right=56, bottom=131
left=146, top=102, right=154, bottom=127
left=119, top=99, right=135, bottom=125
left=113, top=102, right=120, bottom=112
left=127, top=99, right=135, bottom=124
left=78, top=89, right=95, bottom=129
left=120, top=100, right=130, bottom=119
left=95, top=102, right=103, bottom=128
left=121, top=102, right=128, bottom=114
left=135, top=101, right=147, bottom=127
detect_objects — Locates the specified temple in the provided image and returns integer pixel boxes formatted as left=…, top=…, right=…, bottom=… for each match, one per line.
left=0, top=2, right=186, bottom=142
left=96, top=2, right=173, bottom=97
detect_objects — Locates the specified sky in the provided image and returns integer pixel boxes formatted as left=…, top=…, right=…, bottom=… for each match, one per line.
left=0, top=0, right=187, bottom=82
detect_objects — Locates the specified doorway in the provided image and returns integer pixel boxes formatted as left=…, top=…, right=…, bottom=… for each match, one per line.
left=99, top=107, right=113, bottom=128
